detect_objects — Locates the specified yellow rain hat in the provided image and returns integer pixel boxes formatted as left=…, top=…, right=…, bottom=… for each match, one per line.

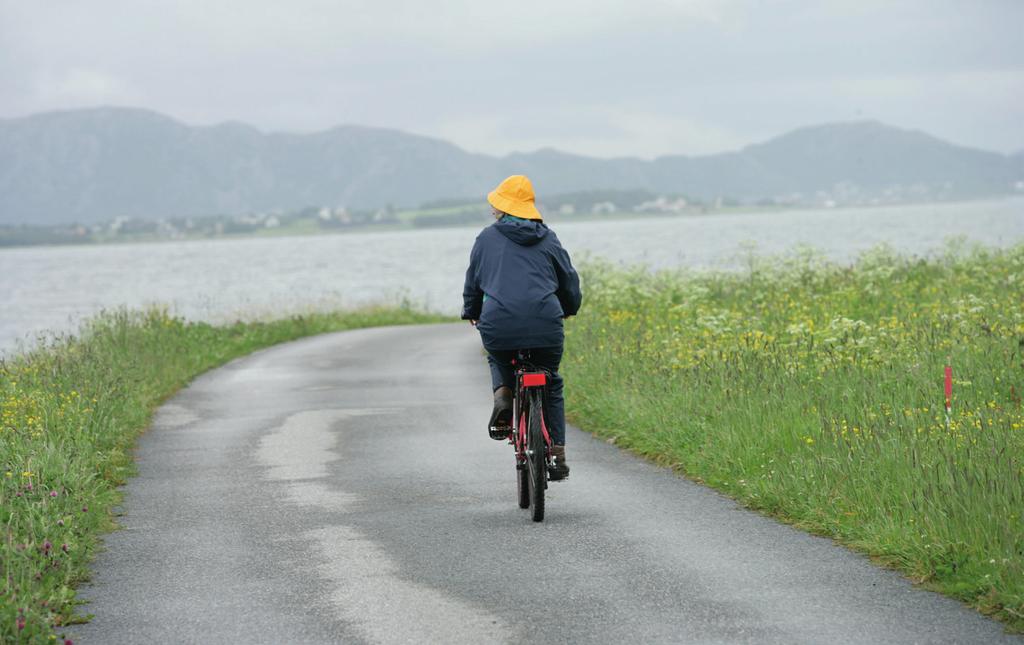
left=487, top=175, right=543, bottom=221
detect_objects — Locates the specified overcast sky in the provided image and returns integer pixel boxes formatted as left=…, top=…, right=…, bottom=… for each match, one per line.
left=1, top=0, right=1021, bottom=158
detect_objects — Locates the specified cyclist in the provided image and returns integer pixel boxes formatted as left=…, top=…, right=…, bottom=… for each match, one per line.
left=462, top=174, right=582, bottom=480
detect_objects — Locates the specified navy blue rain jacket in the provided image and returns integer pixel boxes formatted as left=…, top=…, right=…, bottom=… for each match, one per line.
left=460, top=216, right=581, bottom=348
left=462, top=216, right=582, bottom=350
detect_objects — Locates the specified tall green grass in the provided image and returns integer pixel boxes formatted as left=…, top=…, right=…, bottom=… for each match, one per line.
left=564, top=242, right=1024, bottom=630
left=0, top=307, right=447, bottom=642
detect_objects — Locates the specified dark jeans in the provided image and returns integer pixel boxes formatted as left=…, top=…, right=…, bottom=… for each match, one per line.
left=486, top=345, right=566, bottom=445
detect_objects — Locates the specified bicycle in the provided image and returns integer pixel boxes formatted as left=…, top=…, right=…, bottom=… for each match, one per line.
left=492, top=350, right=553, bottom=522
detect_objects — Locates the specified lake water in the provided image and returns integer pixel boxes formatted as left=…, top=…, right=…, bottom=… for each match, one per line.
left=2, top=197, right=1022, bottom=355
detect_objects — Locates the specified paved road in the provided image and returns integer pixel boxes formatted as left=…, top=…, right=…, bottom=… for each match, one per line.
left=75, top=323, right=1019, bottom=644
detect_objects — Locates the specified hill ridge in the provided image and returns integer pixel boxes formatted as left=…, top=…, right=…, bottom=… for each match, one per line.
left=1, top=107, right=1020, bottom=225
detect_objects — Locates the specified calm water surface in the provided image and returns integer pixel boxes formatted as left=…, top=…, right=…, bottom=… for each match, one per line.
left=2, top=198, right=1022, bottom=354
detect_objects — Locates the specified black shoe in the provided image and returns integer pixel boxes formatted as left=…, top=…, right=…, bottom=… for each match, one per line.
left=548, top=444, right=570, bottom=480
left=488, top=386, right=512, bottom=440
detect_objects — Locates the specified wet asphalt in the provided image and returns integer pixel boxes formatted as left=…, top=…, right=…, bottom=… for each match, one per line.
left=73, top=323, right=1020, bottom=644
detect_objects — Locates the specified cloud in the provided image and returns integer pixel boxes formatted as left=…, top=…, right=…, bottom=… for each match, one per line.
left=435, top=107, right=747, bottom=158
left=31, top=68, right=139, bottom=106
left=0, top=0, right=1021, bottom=155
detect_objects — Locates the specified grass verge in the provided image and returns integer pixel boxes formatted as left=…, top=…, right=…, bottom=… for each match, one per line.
left=0, top=307, right=448, bottom=642
left=563, top=242, right=1024, bottom=631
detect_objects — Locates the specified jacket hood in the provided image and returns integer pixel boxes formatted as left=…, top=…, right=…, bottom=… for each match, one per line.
left=494, top=215, right=549, bottom=246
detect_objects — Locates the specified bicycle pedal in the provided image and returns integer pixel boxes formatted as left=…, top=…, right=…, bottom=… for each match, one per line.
left=547, top=468, right=569, bottom=482
left=488, top=426, right=511, bottom=441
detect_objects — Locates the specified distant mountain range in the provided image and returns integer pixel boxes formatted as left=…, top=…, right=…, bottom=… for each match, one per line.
left=1, top=107, right=1021, bottom=225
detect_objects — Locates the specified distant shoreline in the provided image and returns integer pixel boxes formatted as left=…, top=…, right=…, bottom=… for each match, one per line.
left=1, top=195, right=1021, bottom=251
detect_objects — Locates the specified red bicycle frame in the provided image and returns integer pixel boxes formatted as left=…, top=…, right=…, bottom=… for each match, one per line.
left=511, top=361, right=552, bottom=458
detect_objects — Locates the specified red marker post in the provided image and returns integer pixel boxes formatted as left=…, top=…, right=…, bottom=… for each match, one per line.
left=944, top=364, right=953, bottom=431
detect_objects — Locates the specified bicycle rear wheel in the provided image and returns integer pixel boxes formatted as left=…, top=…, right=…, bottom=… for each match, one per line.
left=517, top=406, right=529, bottom=509
left=526, top=389, right=546, bottom=522
left=517, top=460, right=530, bottom=509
